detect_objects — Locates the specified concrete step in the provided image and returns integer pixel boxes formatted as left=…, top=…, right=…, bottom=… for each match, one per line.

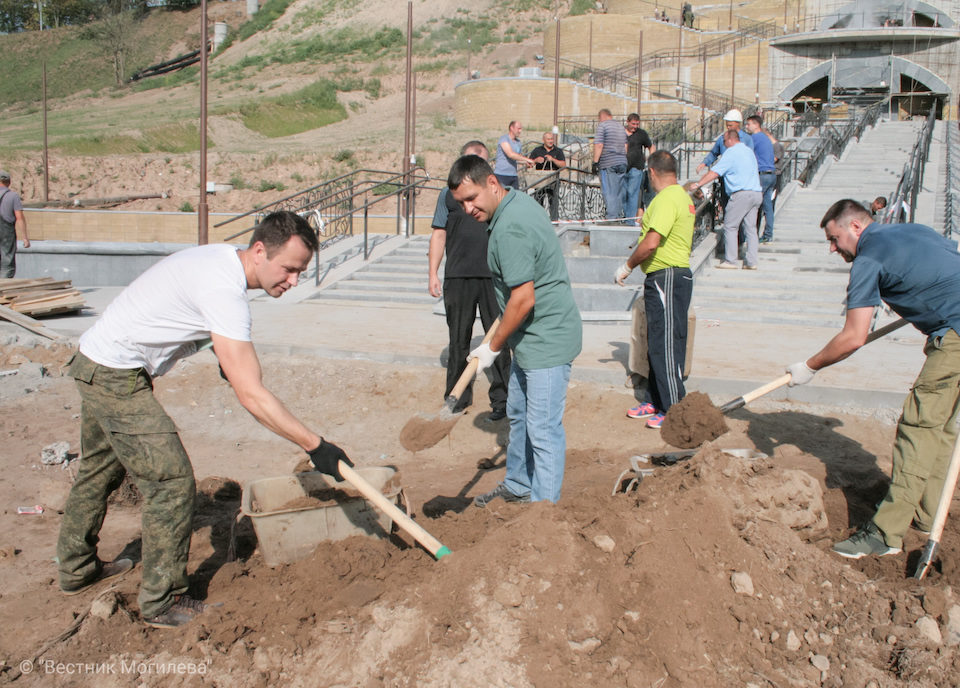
left=692, top=304, right=847, bottom=329
left=308, top=289, right=438, bottom=305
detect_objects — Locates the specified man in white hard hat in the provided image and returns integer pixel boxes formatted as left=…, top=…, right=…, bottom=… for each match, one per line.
left=696, top=109, right=754, bottom=174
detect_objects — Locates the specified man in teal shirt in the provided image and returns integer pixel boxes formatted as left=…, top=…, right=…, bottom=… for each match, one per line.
left=448, top=155, right=583, bottom=505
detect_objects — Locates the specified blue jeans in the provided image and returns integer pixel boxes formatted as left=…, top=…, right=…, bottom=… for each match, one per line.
left=502, top=361, right=572, bottom=503
left=759, top=172, right=776, bottom=239
left=600, top=165, right=626, bottom=221
left=621, top=167, right=645, bottom=226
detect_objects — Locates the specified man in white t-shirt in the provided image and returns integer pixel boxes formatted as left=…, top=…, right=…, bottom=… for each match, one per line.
left=57, top=211, right=351, bottom=629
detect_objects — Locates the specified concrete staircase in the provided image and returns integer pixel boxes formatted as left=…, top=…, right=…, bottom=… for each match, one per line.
left=691, top=119, right=925, bottom=329
left=308, top=235, right=438, bottom=306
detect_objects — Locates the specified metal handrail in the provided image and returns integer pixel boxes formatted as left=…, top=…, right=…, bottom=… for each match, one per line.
left=881, top=107, right=937, bottom=225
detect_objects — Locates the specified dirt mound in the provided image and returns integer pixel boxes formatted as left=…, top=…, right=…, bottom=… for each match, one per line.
left=27, top=445, right=959, bottom=687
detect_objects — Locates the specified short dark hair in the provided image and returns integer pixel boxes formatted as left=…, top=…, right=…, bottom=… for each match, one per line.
left=508, top=120, right=518, bottom=129
left=647, top=150, right=677, bottom=176
left=460, top=140, right=488, bottom=156
left=873, top=196, right=888, bottom=209
left=724, top=129, right=740, bottom=143
left=250, top=210, right=319, bottom=255
left=599, top=108, right=612, bottom=117
left=820, top=199, right=872, bottom=229
left=746, top=114, right=763, bottom=127
left=448, top=154, right=495, bottom=190
left=626, top=113, right=640, bottom=123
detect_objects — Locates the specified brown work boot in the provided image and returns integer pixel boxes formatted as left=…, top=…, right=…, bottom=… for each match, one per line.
left=61, top=558, right=134, bottom=596
left=144, top=595, right=208, bottom=629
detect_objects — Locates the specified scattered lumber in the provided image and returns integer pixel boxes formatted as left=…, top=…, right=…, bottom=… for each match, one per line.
left=0, top=277, right=86, bottom=318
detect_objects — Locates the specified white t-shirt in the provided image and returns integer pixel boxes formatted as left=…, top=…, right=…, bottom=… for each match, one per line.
left=80, top=244, right=251, bottom=377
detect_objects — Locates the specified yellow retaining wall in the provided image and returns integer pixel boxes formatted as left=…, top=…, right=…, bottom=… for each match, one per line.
left=455, top=77, right=709, bottom=130
left=23, top=209, right=431, bottom=244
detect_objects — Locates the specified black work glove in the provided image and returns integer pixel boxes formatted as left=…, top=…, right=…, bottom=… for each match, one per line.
left=591, top=162, right=600, bottom=176
left=308, top=439, right=353, bottom=482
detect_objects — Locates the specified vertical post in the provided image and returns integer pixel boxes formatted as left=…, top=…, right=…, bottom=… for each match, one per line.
left=795, top=0, right=801, bottom=32
left=588, top=18, right=593, bottom=73
left=783, top=0, right=788, bottom=32
left=676, top=27, right=682, bottom=89
left=42, top=62, right=49, bottom=202
left=198, top=0, right=208, bottom=245
left=553, top=17, right=560, bottom=128
left=466, top=38, right=471, bottom=80
left=728, top=0, right=733, bottom=30
left=636, top=32, right=643, bottom=117
left=730, top=44, right=736, bottom=107
left=700, top=47, right=707, bottom=142
left=755, top=39, right=761, bottom=105
left=402, top=1, right=413, bottom=236
left=410, top=72, right=417, bottom=235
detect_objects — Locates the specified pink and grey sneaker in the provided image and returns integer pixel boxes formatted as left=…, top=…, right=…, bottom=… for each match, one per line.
left=646, top=413, right=665, bottom=429
left=626, top=402, right=657, bottom=419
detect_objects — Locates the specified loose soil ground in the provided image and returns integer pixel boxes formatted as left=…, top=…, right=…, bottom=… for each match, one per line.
left=0, top=334, right=958, bottom=687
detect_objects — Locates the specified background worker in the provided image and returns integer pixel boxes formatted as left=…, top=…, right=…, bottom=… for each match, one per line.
left=744, top=114, right=777, bottom=243
left=787, top=199, right=960, bottom=559
left=57, top=211, right=352, bottom=628
left=0, top=170, right=30, bottom=278
left=615, top=151, right=695, bottom=429
left=448, top=155, right=582, bottom=506
left=622, top=113, right=655, bottom=227
left=428, top=141, right=509, bottom=420
left=593, top=109, right=629, bottom=223
left=494, top=121, right=533, bottom=190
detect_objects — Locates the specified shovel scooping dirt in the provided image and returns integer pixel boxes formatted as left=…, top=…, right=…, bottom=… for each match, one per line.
left=659, top=318, right=909, bottom=448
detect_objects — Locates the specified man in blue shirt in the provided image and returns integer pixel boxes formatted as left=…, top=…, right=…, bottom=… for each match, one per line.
left=696, top=109, right=754, bottom=173
left=787, top=199, right=960, bottom=559
left=494, top=121, right=533, bottom=190
left=745, top=115, right=777, bottom=243
left=687, top=129, right=762, bottom=269
left=592, top=109, right=629, bottom=223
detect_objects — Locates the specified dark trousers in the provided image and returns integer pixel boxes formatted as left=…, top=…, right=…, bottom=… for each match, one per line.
left=443, top=277, right=510, bottom=412
left=643, top=267, right=693, bottom=413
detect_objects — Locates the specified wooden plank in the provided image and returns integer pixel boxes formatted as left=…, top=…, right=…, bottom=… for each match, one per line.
left=11, top=291, right=82, bottom=307
left=0, top=277, right=57, bottom=290
left=0, top=280, right=73, bottom=296
left=0, top=304, right=65, bottom=340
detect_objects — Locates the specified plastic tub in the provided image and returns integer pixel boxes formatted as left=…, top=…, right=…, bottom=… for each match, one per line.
left=241, top=467, right=402, bottom=566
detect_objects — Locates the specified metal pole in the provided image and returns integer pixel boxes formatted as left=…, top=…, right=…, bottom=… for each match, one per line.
left=756, top=39, right=762, bottom=105
left=795, top=0, right=801, bottom=32
left=466, top=38, right=471, bottom=80
left=198, top=0, right=208, bottom=245
left=783, top=0, right=788, bottom=32
left=410, top=72, right=417, bottom=235
left=728, top=0, right=733, bottom=30
left=553, top=17, right=560, bottom=128
left=676, top=26, right=682, bottom=89
left=42, top=62, right=49, bottom=203
left=636, top=32, right=643, bottom=116
left=402, top=1, right=413, bottom=236
left=730, top=43, right=736, bottom=107
left=588, top=18, right=593, bottom=74
left=701, top=47, right=707, bottom=142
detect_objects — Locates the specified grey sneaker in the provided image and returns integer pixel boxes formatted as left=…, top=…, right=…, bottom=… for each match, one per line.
left=473, top=483, right=530, bottom=508
left=144, top=595, right=208, bottom=629
left=832, top=523, right=902, bottom=559
left=62, top=558, right=134, bottom=596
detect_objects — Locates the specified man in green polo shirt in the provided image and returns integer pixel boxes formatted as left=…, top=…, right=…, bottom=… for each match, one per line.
left=448, top=155, right=582, bottom=505
left=615, top=151, right=695, bottom=429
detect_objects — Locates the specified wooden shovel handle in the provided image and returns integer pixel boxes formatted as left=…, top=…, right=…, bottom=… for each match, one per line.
left=913, top=427, right=960, bottom=578
left=448, top=317, right=501, bottom=402
left=338, top=463, right=450, bottom=560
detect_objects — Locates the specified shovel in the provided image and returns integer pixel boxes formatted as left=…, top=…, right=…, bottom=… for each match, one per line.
left=400, top=317, right=501, bottom=452
left=912, top=428, right=960, bottom=579
left=719, top=317, right=910, bottom=414
left=660, top=318, right=909, bottom=448
left=338, top=463, right=450, bottom=560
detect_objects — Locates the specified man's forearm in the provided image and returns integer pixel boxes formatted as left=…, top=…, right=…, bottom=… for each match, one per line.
left=428, top=230, right=445, bottom=279
left=235, top=384, right=321, bottom=451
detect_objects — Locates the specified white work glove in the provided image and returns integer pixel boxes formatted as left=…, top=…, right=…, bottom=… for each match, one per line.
left=468, top=342, right=500, bottom=377
left=615, top=261, right=633, bottom=286
left=786, top=361, right=816, bottom=386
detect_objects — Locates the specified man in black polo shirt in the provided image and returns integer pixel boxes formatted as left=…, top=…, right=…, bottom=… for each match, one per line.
left=622, top=113, right=655, bottom=227
left=428, top=141, right=510, bottom=419
left=529, top=132, right=567, bottom=219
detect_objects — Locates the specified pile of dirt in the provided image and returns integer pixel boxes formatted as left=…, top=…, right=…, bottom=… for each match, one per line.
left=20, top=444, right=960, bottom=687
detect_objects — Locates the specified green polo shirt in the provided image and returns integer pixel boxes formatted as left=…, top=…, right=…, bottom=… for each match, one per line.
left=487, top=189, right=583, bottom=369
left=639, top=183, right=695, bottom=273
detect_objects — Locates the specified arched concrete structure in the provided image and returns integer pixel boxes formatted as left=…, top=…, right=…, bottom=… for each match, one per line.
left=818, top=0, right=954, bottom=30
left=779, top=55, right=951, bottom=101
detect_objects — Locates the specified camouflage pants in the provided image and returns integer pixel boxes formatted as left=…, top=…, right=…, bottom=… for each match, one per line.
left=57, top=352, right=196, bottom=618
left=873, top=330, right=960, bottom=548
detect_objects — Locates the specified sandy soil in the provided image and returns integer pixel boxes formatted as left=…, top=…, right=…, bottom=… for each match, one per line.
left=0, top=331, right=958, bottom=686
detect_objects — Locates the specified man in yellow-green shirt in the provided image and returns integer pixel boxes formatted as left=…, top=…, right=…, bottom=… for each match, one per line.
left=614, top=151, right=695, bottom=429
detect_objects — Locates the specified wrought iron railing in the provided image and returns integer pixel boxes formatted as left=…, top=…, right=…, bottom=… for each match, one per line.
left=944, top=121, right=960, bottom=239
left=214, top=168, right=435, bottom=283
left=880, top=107, right=937, bottom=224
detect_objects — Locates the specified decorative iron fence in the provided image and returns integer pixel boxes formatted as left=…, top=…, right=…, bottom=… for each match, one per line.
left=881, top=107, right=937, bottom=225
